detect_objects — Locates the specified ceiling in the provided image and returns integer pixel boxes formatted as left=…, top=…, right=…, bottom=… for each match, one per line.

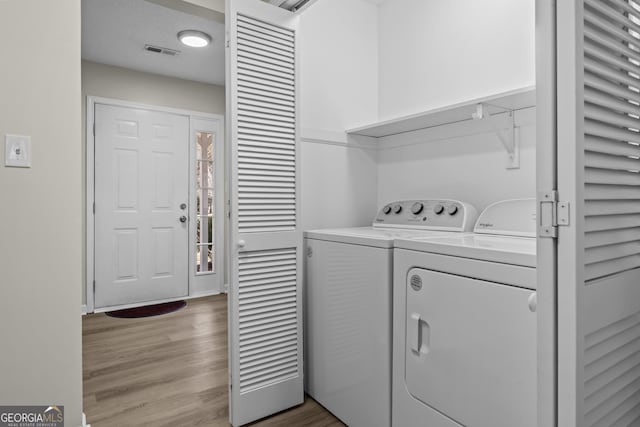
left=82, top=0, right=225, bottom=86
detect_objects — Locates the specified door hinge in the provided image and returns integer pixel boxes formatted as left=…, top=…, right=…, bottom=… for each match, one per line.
left=538, top=190, right=570, bottom=238
left=93, top=280, right=96, bottom=292
left=93, top=123, right=96, bottom=136
left=93, top=202, right=95, bottom=214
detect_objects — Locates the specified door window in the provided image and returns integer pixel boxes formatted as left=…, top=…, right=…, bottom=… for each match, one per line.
left=195, top=131, right=214, bottom=274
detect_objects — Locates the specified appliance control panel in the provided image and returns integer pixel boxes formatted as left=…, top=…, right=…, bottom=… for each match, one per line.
left=373, top=199, right=478, bottom=232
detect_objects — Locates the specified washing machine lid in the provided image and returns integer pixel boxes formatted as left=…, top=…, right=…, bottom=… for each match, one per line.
left=304, top=227, right=466, bottom=249
left=474, top=198, right=537, bottom=237
left=395, top=234, right=536, bottom=267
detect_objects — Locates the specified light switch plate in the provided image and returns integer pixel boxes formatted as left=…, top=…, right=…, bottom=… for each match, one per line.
left=5, top=134, right=31, bottom=168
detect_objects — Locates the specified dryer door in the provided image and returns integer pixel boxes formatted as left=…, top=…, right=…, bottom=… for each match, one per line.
left=405, top=268, right=537, bottom=427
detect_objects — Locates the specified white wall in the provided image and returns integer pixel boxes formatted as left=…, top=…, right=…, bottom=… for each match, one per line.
left=82, top=60, right=225, bottom=116
left=299, top=0, right=380, bottom=230
left=378, top=0, right=536, bottom=121
left=82, top=60, right=225, bottom=305
left=375, top=0, right=536, bottom=211
left=301, top=142, right=378, bottom=230
left=0, top=1, right=83, bottom=425
left=378, top=108, right=536, bottom=212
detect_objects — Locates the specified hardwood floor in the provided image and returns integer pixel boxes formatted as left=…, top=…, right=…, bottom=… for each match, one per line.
left=83, top=295, right=344, bottom=427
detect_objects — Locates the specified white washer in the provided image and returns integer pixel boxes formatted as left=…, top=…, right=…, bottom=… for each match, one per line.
left=392, top=199, right=537, bottom=427
left=304, top=199, right=478, bottom=427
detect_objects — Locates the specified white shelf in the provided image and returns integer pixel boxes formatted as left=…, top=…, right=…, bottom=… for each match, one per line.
left=346, top=86, right=536, bottom=138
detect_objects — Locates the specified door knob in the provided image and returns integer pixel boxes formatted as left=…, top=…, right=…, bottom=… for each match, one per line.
left=528, top=293, right=537, bottom=312
left=179, top=215, right=187, bottom=223
left=237, top=240, right=246, bottom=248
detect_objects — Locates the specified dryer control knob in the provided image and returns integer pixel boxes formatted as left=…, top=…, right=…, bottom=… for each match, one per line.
left=411, top=202, right=424, bottom=215
left=433, top=204, right=445, bottom=215
left=383, top=205, right=392, bottom=215
left=393, top=204, right=403, bottom=214
left=447, top=204, right=459, bottom=215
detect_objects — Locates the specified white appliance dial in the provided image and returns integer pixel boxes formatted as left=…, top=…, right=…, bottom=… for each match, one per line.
left=411, top=202, right=424, bottom=215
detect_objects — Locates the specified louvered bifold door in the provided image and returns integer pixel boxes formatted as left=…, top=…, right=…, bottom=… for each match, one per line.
left=225, top=1, right=302, bottom=426
left=557, top=1, right=640, bottom=426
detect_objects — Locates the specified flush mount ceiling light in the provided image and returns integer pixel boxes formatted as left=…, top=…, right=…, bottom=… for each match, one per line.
left=177, top=30, right=212, bottom=48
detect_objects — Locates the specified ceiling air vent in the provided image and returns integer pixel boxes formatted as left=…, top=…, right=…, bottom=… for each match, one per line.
left=144, top=45, right=180, bottom=56
left=261, top=0, right=313, bottom=12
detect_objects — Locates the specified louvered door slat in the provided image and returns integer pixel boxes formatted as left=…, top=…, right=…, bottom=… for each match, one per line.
left=239, top=108, right=296, bottom=124
left=585, top=105, right=640, bottom=130
left=584, top=58, right=640, bottom=91
left=239, top=44, right=295, bottom=66
left=585, top=152, right=640, bottom=171
left=585, top=135, right=640, bottom=157
left=239, top=73, right=295, bottom=93
left=238, top=62, right=295, bottom=85
left=585, top=90, right=640, bottom=117
left=586, top=184, right=640, bottom=200
left=586, top=201, right=640, bottom=217
left=584, top=27, right=640, bottom=64
left=239, top=315, right=297, bottom=335
left=586, top=214, right=640, bottom=232
left=228, top=5, right=301, bottom=424
left=585, top=228, right=640, bottom=248
left=587, top=168, right=640, bottom=186
left=237, top=34, right=295, bottom=58
left=238, top=55, right=294, bottom=77
left=237, top=14, right=294, bottom=39
left=585, top=11, right=640, bottom=50
left=586, top=46, right=640, bottom=82
left=237, top=28, right=294, bottom=52
left=585, top=0, right=640, bottom=33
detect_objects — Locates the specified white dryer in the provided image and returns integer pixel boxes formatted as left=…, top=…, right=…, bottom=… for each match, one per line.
left=304, top=199, right=478, bottom=427
left=392, top=199, right=537, bottom=427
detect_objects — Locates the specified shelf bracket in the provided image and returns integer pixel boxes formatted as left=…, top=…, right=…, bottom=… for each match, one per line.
left=472, top=103, right=520, bottom=169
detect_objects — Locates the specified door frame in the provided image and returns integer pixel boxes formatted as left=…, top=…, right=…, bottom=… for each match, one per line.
left=536, top=0, right=558, bottom=425
left=86, top=96, right=225, bottom=313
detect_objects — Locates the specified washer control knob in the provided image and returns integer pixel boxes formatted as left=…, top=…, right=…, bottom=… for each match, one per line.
left=411, top=202, right=424, bottom=215
left=447, top=204, right=459, bottom=215
left=383, top=205, right=392, bottom=215
left=433, top=204, right=445, bottom=215
left=393, top=204, right=403, bottom=214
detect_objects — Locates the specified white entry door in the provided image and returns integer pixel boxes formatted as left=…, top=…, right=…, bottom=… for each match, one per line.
left=94, top=104, right=189, bottom=309
left=226, top=1, right=302, bottom=425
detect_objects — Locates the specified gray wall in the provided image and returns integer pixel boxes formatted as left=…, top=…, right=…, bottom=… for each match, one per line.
left=0, top=1, right=83, bottom=424
left=81, top=60, right=225, bottom=305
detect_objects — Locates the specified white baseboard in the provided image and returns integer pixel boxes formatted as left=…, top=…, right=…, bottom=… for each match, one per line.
left=188, top=289, right=222, bottom=299
left=80, top=412, right=91, bottom=427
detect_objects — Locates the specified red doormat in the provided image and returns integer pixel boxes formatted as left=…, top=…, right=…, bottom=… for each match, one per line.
left=106, top=300, right=187, bottom=318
